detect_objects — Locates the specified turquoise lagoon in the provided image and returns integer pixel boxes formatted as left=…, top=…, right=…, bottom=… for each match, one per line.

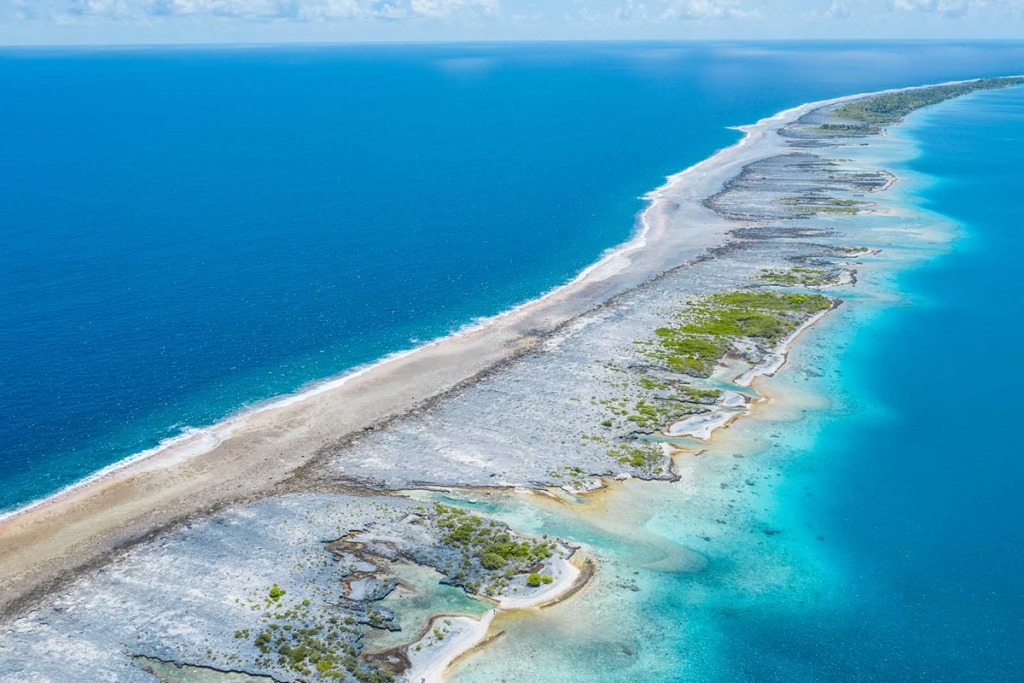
left=430, top=87, right=1024, bottom=682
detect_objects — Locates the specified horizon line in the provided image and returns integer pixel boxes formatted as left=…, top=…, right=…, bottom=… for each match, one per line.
left=5, top=36, right=1024, bottom=50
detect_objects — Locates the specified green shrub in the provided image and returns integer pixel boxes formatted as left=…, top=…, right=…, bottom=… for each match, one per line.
left=833, top=77, right=1024, bottom=124
left=479, top=552, right=506, bottom=570
left=443, top=523, right=478, bottom=546
left=483, top=539, right=532, bottom=561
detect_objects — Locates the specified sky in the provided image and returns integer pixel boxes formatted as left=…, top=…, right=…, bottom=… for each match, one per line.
left=1, top=0, right=1024, bottom=45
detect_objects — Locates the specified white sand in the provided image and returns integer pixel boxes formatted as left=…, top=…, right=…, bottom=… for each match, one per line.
left=721, top=391, right=749, bottom=408
left=401, top=555, right=582, bottom=682
left=498, top=556, right=581, bottom=610
left=403, top=611, right=495, bottom=683
left=667, top=411, right=738, bottom=441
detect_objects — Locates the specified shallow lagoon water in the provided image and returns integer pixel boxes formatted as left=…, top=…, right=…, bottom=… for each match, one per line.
left=362, top=560, right=491, bottom=653
left=434, top=87, right=1024, bottom=682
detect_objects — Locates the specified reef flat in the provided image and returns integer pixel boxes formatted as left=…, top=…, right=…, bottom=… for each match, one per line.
left=0, top=494, right=580, bottom=683
left=1, top=77, right=1020, bottom=683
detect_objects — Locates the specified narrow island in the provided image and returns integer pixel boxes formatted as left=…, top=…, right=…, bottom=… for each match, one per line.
left=1, top=76, right=1021, bottom=683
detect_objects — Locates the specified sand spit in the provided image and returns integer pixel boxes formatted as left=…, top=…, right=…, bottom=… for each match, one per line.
left=401, top=552, right=590, bottom=683
left=2, top=78, right=1008, bottom=682
left=403, top=612, right=496, bottom=683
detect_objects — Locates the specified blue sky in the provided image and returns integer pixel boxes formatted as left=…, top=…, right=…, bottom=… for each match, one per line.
left=2, top=0, right=1024, bottom=44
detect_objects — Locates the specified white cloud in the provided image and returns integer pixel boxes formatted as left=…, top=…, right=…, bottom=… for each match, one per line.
left=509, top=10, right=541, bottom=24
left=1001, top=0, right=1024, bottom=17
left=802, top=0, right=853, bottom=21
left=615, top=0, right=648, bottom=21
left=9, top=0, right=41, bottom=19
left=889, top=0, right=975, bottom=16
left=152, top=0, right=291, bottom=17
left=562, top=0, right=745, bottom=24
left=661, top=0, right=758, bottom=20
left=826, top=0, right=852, bottom=18
left=296, top=0, right=362, bottom=20
left=68, top=0, right=139, bottom=16
left=410, top=0, right=499, bottom=19
left=48, top=0, right=500, bottom=21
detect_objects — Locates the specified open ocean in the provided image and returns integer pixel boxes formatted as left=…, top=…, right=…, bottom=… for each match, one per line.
left=1, top=42, right=1023, bottom=538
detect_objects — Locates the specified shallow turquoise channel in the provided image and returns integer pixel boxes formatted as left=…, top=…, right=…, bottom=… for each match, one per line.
left=441, top=86, right=1024, bottom=683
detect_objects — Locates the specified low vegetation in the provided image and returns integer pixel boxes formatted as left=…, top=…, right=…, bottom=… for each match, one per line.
left=526, top=573, right=554, bottom=587
left=779, top=197, right=865, bottom=215
left=239, top=589, right=392, bottom=682
left=817, top=122, right=871, bottom=134
left=575, top=290, right=834, bottom=480
left=826, top=245, right=871, bottom=256
left=430, top=502, right=558, bottom=597
left=759, top=267, right=837, bottom=288
left=632, top=292, right=829, bottom=380
left=223, top=503, right=565, bottom=681
left=832, top=77, right=1024, bottom=125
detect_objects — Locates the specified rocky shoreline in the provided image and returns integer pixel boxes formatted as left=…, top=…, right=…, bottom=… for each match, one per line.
left=2, top=77, right=1022, bottom=683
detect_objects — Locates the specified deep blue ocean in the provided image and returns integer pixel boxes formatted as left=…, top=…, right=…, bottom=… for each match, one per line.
left=2, top=41, right=1024, bottom=521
